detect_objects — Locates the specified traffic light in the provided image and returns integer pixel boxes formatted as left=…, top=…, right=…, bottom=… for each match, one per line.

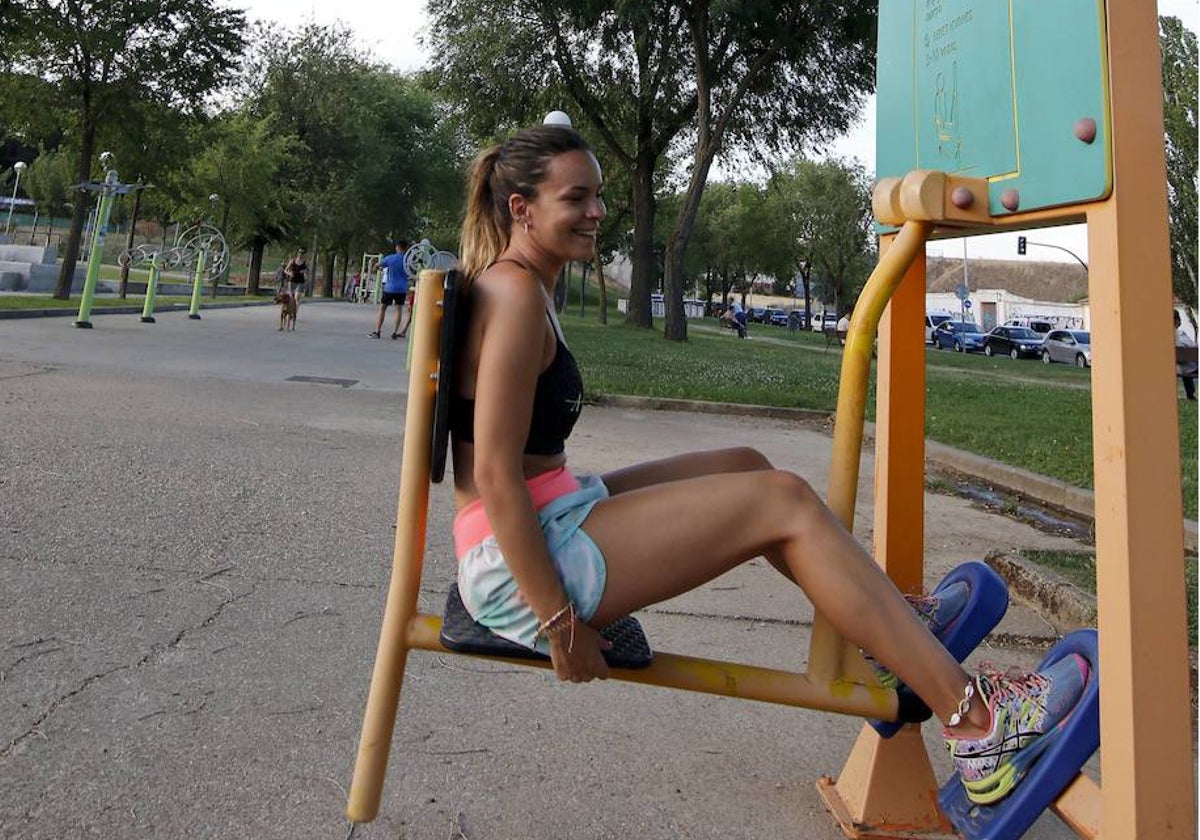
left=1017, top=235, right=1027, bottom=255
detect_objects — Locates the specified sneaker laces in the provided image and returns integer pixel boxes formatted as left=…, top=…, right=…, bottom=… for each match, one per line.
left=978, top=668, right=1051, bottom=724
left=905, top=591, right=942, bottom=621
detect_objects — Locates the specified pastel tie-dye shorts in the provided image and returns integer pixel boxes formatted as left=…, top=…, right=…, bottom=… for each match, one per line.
left=454, top=469, right=608, bottom=653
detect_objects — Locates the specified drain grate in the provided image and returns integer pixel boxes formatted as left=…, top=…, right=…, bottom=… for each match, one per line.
left=286, top=375, right=359, bottom=388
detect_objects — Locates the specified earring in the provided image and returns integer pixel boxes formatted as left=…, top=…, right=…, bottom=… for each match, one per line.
left=521, top=219, right=529, bottom=234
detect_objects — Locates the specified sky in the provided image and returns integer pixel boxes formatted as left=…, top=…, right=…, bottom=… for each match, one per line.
left=235, top=0, right=1199, bottom=266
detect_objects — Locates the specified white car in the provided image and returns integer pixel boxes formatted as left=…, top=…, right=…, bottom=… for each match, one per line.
left=925, top=313, right=952, bottom=343
left=1041, top=329, right=1092, bottom=367
left=811, top=311, right=838, bottom=332
left=1003, top=317, right=1055, bottom=335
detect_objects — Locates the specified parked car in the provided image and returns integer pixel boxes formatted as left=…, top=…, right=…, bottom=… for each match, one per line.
left=984, top=325, right=1045, bottom=359
left=748, top=306, right=768, bottom=323
left=787, top=310, right=808, bottom=330
left=1002, top=317, right=1055, bottom=335
left=925, top=313, right=953, bottom=344
left=931, top=320, right=987, bottom=352
left=765, top=307, right=789, bottom=326
left=811, top=311, right=838, bottom=332
left=1041, top=329, right=1092, bottom=367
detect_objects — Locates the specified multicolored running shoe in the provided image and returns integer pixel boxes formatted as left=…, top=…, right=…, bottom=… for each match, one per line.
left=944, top=653, right=1089, bottom=805
left=868, top=581, right=971, bottom=688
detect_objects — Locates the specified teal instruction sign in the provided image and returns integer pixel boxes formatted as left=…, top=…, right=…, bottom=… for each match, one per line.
left=877, top=0, right=1111, bottom=216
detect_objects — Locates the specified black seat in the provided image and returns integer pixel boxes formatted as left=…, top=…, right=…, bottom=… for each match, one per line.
left=439, top=583, right=653, bottom=668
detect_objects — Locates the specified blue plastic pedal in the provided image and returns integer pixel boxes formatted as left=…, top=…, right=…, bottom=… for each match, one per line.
left=938, top=629, right=1100, bottom=840
left=870, top=561, right=1010, bottom=738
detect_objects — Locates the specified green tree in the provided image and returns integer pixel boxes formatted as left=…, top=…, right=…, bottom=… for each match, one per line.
left=243, top=23, right=462, bottom=295
left=426, top=0, right=876, bottom=340
left=21, top=145, right=74, bottom=238
left=766, top=157, right=875, bottom=319
left=185, top=112, right=303, bottom=295
left=1161, top=15, right=1198, bottom=319
left=5, top=0, right=245, bottom=298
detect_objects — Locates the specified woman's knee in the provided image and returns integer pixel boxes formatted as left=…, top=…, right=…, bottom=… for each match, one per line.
left=723, top=446, right=771, bottom=472
left=763, top=469, right=824, bottom=525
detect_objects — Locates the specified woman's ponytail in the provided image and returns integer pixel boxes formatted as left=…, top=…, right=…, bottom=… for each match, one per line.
left=459, top=145, right=507, bottom=281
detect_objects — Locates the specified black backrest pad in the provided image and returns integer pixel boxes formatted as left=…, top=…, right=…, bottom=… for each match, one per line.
left=430, top=270, right=460, bottom=484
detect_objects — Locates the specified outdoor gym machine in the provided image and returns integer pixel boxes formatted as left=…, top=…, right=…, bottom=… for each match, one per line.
left=73, top=169, right=140, bottom=329
left=344, top=3, right=1193, bottom=838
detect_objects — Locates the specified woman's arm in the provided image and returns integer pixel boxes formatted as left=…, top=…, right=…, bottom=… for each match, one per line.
left=469, top=269, right=609, bottom=679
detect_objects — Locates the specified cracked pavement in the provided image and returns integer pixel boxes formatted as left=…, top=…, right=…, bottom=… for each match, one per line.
left=0, top=304, right=1093, bottom=839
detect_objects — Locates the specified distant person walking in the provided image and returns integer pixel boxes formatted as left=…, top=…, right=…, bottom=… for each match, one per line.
left=1175, top=309, right=1196, bottom=400
left=369, top=240, right=411, bottom=339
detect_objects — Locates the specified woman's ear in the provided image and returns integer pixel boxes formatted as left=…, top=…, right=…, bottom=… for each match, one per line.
left=508, top=193, right=529, bottom=228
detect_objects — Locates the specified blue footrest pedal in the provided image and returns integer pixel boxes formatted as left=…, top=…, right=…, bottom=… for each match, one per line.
left=871, top=561, right=1011, bottom=738
left=438, top=583, right=654, bottom=669
left=938, top=628, right=1101, bottom=840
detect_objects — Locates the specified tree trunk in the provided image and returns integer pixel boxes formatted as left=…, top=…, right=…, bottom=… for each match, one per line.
left=578, top=261, right=588, bottom=317
left=322, top=250, right=335, bottom=297
left=596, top=257, right=607, bottom=324
left=117, top=187, right=144, bottom=299
left=625, top=155, right=656, bottom=328
left=338, top=247, right=349, bottom=297
left=246, top=237, right=265, bottom=296
left=662, top=147, right=718, bottom=341
left=54, top=115, right=95, bottom=299
left=553, top=264, right=568, bottom=312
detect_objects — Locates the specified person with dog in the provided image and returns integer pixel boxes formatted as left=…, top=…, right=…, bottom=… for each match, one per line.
left=369, top=240, right=411, bottom=339
left=284, top=248, right=308, bottom=312
left=448, top=122, right=1089, bottom=806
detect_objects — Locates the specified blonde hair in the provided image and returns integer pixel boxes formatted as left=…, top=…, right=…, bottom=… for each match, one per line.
left=459, top=125, right=591, bottom=280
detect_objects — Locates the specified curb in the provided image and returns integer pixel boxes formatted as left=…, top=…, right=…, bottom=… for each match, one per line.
left=984, top=551, right=1097, bottom=633
left=927, top=440, right=1198, bottom=552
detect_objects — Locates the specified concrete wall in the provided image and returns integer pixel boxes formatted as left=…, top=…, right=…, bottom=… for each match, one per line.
left=927, top=289, right=1090, bottom=331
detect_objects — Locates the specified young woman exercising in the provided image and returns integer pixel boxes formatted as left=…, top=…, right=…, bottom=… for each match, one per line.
left=448, top=124, right=1086, bottom=805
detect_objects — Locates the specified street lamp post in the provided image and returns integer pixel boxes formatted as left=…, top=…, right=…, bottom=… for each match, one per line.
left=5, top=161, right=28, bottom=238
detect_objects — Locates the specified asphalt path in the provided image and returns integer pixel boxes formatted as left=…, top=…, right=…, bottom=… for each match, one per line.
left=1, top=302, right=1093, bottom=839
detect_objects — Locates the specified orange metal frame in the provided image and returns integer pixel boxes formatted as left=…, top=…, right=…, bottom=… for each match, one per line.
left=820, top=2, right=1195, bottom=836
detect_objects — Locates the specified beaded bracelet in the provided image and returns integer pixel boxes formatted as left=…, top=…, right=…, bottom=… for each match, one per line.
left=534, top=601, right=577, bottom=653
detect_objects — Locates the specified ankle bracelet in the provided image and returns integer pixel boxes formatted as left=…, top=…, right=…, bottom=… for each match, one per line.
left=947, top=679, right=976, bottom=727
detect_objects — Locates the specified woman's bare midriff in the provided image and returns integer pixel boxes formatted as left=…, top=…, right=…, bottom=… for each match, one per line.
left=452, top=440, right=568, bottom=510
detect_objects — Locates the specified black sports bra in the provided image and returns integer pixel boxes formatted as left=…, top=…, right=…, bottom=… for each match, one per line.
left=449, top=263, right=584, bottom=456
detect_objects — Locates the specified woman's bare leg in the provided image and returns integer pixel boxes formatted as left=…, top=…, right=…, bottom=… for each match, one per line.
left=602, top=447, right=795, bottom=582
left=580, top=468, right=989, bottom=732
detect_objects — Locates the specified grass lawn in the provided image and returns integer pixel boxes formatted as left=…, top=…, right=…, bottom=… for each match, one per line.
left=558, top=309, right=1198, bottom=520
left=0, top=293, right=199, bottom=310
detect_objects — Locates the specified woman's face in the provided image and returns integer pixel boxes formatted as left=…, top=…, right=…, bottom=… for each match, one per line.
left=524, top=149, right=605, bottom=262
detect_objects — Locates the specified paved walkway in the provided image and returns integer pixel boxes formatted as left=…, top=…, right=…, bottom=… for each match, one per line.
left=1, top=303, right=1097, bottom=839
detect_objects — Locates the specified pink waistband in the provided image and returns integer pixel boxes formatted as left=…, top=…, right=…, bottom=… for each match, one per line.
left=453, top=466, right=580, bottom=556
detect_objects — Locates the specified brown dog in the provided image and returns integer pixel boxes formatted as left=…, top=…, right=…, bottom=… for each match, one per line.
left=274, top=291, right=298, bottom=331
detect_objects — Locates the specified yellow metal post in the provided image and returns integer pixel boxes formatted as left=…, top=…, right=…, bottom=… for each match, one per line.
left=346, top=270, right=445, bottom=823
left=818, top=231, right=951, bottom=836
left=809, top=218, right=931, bottom=682
left=1084, top=0, right=1196, bottom=835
